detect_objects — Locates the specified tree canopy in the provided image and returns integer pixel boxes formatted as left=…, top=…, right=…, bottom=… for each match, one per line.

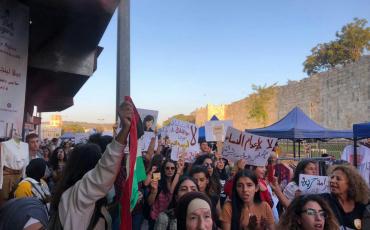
left=162, top=114, right=195, bottom=127
left=303, top=18, right=370, bottom=75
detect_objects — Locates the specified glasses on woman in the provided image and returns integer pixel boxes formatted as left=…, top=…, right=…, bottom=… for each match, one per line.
left=301, top=208, right=327, bottom=219
left=203, top=163, right=213, bottom=168
left=165, top=166, right=175, bottom=171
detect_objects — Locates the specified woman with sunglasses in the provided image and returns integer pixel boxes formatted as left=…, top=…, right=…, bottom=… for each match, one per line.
left=148, top=159, right=185, bottom=229
left=277, top=194, right=339, bottom=230
left=193, top=155, right=221, bottom=196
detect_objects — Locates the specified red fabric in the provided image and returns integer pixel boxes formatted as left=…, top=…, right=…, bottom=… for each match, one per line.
left=120, top=96, right=141, bottom=230
left=258, top=179, right=273, bottom=208
left=224, top=178, right=234, bottom=198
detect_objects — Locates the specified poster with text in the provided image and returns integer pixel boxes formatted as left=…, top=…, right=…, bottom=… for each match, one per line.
left=0, top=1, right=29, bottom=138
left=168, top=119, right=199, bottom=162
left=138, top=108, right=158, bottom=151
left=222, top=127, right=277, bottom=166
left=299, top=174, right=330, bottom=195
left=205, top=120, right=233, bottom=142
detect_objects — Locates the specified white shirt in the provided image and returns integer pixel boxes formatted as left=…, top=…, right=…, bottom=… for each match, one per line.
left=0, top=139, right=29, bottom=189
left=341, top=144, right=370, bottom=187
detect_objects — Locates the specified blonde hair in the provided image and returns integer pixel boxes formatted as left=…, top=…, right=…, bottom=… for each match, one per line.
left=328, top=164, right=370, bottom=204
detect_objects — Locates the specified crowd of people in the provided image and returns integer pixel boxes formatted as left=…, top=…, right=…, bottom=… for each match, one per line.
left=0, top=101, right=370, bottom=230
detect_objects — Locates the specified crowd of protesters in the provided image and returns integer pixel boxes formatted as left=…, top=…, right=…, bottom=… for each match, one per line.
left=0, top=101, right=370, bottom=230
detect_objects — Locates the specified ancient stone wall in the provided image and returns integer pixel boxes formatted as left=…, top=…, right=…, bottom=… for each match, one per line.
left=192, top=56, right=370, bottom=130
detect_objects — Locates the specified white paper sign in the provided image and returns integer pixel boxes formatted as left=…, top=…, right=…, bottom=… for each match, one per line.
left=137, top=108, right=158, bottom=132
left=140, top=131, right=157, bottom=152
left=0, top=1, right=29, bottom=138
left=222, top=127, right=277, bottom=166
left=299, top=174, right=330, bottom=195
left=74, top=133, right=89, bottom=144
left=168, top=119, right=199, bottom=162
left=205, top=120, right=233, bottom=142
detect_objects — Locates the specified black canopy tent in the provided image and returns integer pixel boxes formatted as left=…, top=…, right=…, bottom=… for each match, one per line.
left=246, top=107, right=353, bottom=158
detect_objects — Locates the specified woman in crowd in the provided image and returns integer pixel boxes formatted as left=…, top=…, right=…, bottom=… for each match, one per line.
left=215, top=157, right=229, bottom=206
left=175, top=191, right=217, bottom=230
left=320, top=164, right=369, bottom=230
left=148, top=159, right=184, bottom=228
left=48, top=101, right=132, bottom=229
left=193, top=155, right=221, bottom=195
left=277, top=194, right=339, bottom=230
left=220, top=169, right=275, bottom=230
left=14, top=158, right=51, bottom=209
left=154, top=176, right=199, bottom=230
left=224, top=159, right=247, bottom=199
left=283, top=159, right=317, bottom=202
left=49, top=147, right=68, bottom=185
left=189, top=166, right=222, bottom=217
left=41, top=146, right=51, bottom=162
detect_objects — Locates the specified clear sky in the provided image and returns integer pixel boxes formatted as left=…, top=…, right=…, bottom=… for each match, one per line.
left=42, top=0, right=370, bottom=124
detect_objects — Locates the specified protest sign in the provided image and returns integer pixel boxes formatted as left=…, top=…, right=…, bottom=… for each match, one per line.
left=222, top=127, right=277, bottom=166
left=138, top=109, right=158, bottom=151
left=299, top=174, right=330, bottom=195
left=0, top=1, right=29, bottom=137
left=205, top=120, right=233, bottom=142
left=74, top=133, right=89, bottom=144
left=168, top=119, right=199, bottom=162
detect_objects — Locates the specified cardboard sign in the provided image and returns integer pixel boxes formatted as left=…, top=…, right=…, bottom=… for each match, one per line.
left=222, top=127, right=277, bottom=166
left=205, top=120, right=233, bottom=142
left=299, top=174, right=330, bottom=195
left=0, top=1, right=29, bottom=137
left=168, top=119, right=199, bottom=162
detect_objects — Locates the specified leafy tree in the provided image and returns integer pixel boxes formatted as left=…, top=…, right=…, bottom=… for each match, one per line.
left=162, top=114, right=195, bottom=126
left=62, top=124, right=85, bottom=134
left=248, top=83, right=277, bottom=126
left=304, top=18, right=370, bottom=75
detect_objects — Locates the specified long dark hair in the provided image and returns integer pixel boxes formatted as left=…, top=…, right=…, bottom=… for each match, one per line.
left=175, top=192, right=217, bottom=230
left=231, top=169, right=262, bottom=230
left=158, top=159, right=177, bottom=195
left=189, top=166, right=211, bottom=196
left=168, top=176, right=199, bottom=209
left=292, top=159, right=315, bottom=185
left=51, top=143, right=102, bottom=211
left=193, top=155, right=221, bottom=194
left=49, top=147, right=68, bottom=171
left=277, top=195, right=339, bottom=230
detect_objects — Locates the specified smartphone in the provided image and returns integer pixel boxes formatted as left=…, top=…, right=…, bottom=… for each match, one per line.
left=152, top=172, right=161, bottom=181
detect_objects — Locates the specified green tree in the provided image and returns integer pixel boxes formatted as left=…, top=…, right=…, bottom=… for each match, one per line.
left=62, top=124, right=85, bottom=134
left=304, top=18, right=370, bottom=75
left=162, top=114, right=195, bottom=126
left=248, top=83, right=277, bottom=126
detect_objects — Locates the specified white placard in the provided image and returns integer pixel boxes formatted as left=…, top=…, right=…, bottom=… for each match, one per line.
left=222, top=127, right=277, bottom=166
left=299, top=174, right=330, bottom=195
left=74, top=133, right=89, bottom=144
left=140, top=131, right=157, bottom=152
left=168, top=119, right=199, bottom=162
left=205, top=120, right=233, bottom=142
left=137, top=108, right=158, bottom=132
left=0, top=1, right=29, bottom=138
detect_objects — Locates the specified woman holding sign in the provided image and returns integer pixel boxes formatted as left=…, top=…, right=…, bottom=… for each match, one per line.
left=320, top=164, right=369, bottom=230
left=220, top=169, right=275, bottom=230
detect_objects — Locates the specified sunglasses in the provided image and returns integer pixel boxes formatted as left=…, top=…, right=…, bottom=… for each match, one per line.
left=165, top=166, right=175, bottom=171
left=301, top=208, right=327, bottom=219
left=203, top=163, right=213, bottom=168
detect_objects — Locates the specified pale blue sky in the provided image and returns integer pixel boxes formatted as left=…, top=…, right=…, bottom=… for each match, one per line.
left=43, top=0, right=370, bottom=124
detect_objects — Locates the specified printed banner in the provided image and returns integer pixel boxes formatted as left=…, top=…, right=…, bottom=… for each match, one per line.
left=222, top=127, right=277, bottom=166
left=299, top=174, right=330, bottom=195
left=168, top=119, right=199, bottom=162
left=205, top=120, right=233, bottom=142
left=0, top=1, right=29, bottom=138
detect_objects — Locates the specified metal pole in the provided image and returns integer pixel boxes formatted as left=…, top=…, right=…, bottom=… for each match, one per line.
left=293, top=140, right=296, bottom=158
left=116, top=0, right=130, bottom=119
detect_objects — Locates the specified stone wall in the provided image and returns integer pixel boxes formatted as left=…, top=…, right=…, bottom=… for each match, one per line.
left=192, top=56, right=370, bottom=130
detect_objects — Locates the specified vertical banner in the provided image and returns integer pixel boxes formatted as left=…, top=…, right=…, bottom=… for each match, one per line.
left=168, top=119, right=199, bottom=162
left=0, top=0, right=29, bottom=138
left=222, top=127, right=277, bottom=166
